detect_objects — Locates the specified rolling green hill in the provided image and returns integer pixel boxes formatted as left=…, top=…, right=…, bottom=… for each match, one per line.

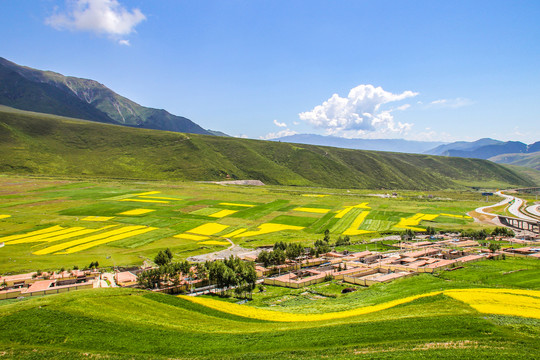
left=0, top=256, right=539, bottom=359
left=0, top=57, right=212, bottom=135
left=491, top=151, right=540, bottom=171
left=0, top=106, right=535, bottom=190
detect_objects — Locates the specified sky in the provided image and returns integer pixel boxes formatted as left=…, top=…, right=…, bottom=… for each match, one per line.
left=1, top=0, right=539, bottom=143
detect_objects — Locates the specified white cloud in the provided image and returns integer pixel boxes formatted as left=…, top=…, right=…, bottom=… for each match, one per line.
left=273, top=119, right=287, bottom=128
left=118, top=39, right=130, bottom=46
left=260, top=129, right=297, bottom=140
left=46, top=0, right=146, bottom=39
left=428, top=98, right=473, bottom=108
left=299, top=84, right=418, bottom=138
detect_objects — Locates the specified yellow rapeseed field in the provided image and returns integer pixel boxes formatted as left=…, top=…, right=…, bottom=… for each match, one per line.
left=209, top=209, right=238, bottom=218
left=441, top=213, right=472, bottom=219
left=343, top=211, right=372, bottom=236
left=221, top=228, right=246, bottom=238
left=219, top=202, right=255, bottom=207
left=131, top=191, right=162, bottom=196
left=180, top=292, right=442, bottom=322
left=0, top=225, right=64, bottom=243
left=119, top=209, right=155, bottom=216
left=233, top=223, right=304, bottom=238
left=394, top=213, right=439, bottom=231
left=188, top=223, right=229, bottom=235
left=0, top=215, right=11, bottom=220
left=7, top=227, right=87, bottom=245
left=180, top=288, right=540, bottom=322
left=335, top=203, right=371, bottom=218
left=120, top=199, right=169, bottom=204
left=445, top=288, right=540, bottom=319
left=81, top=216, right=115, bottom=221
left=293, top=207, right=331, bottom=214
left=32, top=225, right=121, bottom=255
left=301, top=194, right=328, bottom=197
left=174, top=233, right=209, bottom=241
left=58, top=226, right=157, bottom=254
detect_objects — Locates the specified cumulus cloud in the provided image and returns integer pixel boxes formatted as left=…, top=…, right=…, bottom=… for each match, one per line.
left=429, top=98, right=473, bottom=108
left=118, top=39, right=130, bottom=46
left=273, top=119, right=287, bottom=128
left=46, top=0, right=146, bottom=38
left=260, top=129, right=297, bottom=140
left=299, top=84, right=418, bottom=138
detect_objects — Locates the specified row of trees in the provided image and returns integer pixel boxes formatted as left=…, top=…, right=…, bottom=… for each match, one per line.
left=208, top=257, right=257, bottom=298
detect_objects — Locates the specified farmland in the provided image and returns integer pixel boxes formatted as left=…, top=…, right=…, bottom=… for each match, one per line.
left=0, top=175, right=490, bottom=273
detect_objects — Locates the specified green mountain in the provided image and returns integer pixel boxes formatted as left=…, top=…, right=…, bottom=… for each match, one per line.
left=0, top=106, right=534, bottom=189
left=0, top=57, right=212, bottom=135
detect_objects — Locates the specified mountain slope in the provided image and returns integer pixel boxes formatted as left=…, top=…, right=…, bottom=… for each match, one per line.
left=0, top=57, right=212, bottom=135
left=491, top=151, right=540, bottom=171
left=272, top=134, right=445, bottom=154
left=0, top=106, right=534, bottom=189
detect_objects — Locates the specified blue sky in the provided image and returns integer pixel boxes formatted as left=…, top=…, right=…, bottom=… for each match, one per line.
left=1, top=0, right=539, bottom=143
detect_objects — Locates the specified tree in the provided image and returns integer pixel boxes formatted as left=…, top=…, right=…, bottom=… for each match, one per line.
left=165, top=248, right=173, bottom=261
left=286, top=243, right=303, bottom=261
left=488, top=242, right=501, bottom=253
left=154, top=250, right=172, bottom=266
left=323, top=229, right=330, bottom=242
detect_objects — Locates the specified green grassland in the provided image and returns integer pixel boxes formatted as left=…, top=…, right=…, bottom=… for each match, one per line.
left=0, top=175, right=496, bottom=273
left=0, top=106, right=535, bottom=190
left=0, top=257, right=538, bottom=359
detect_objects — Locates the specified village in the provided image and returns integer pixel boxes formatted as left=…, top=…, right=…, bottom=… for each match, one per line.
left=2, top=229, right=539, bottom=301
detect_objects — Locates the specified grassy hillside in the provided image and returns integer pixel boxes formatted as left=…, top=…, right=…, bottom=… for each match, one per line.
left=0, top=106, right=534, bottom=190
left=491, top=152, right=540, bottom=171
left=0, top=257, right=538, bottom=359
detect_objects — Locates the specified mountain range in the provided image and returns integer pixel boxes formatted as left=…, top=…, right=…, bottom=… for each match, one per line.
left=0, top=57, right=213, bottom=135
left=272, top=134, right=444, bottom=154
left=424, top=138, right=540, bottom=170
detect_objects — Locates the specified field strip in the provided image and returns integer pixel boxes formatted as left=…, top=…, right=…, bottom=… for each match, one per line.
left=293, top=207, right=331, bottom=214
left=7, top=227, right=88, bottom=244
left=119, top=208, right=155, bottom=215
left=222, top=228, right=246, bottom=238
left=132, top=191, right=161, bottom=196
left=40, top=226, right=115, bottom=243
left=119, top=199, right=169, bottom=204
left=219, top=203, right=256, bottom=207
left=343, top=211, right=371, bottom=236
left=56, top=227, right=158, bottom=254
left=139, top=196, right=181, bottom=200
left=180, top=288, right=540, bottom=322
left=233, top=223, right=304, bottom=238
left=394, top=213, right=439, bottom=231
left=0, top=215, right=11, bottom=219
left=188, top=223, right=229, bottom=235
left=200, top=240, right=229, bottom=246
left=0, top=225, right=64, bottom=242
left=33, top=226, right=143, bottom=255
left=335, top=207, right=353, bottom=218
left=302, top=194, right=328, bottom=197
left=440, top=213, right=472, bottom=219
left=174, top=233, right=209, bottom=241
left=82, top=216, right=115, bottom=221
left=209, top=209, right=238, bottom=218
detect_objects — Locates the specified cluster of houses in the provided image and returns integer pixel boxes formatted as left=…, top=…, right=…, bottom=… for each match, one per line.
left=2, top=234, right=539, bottom=299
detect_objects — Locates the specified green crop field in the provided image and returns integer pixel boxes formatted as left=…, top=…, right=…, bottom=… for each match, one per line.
left=0, top=175, right=503, bottom=273
left=0, top=257, right=538, bottom=359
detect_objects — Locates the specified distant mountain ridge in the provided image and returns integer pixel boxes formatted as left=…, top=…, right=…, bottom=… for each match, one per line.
left=273, top=134, right=445, bottom=154
left=0, top=57, right=212, bottom=135
left=426, top=138, right=539, bottom=158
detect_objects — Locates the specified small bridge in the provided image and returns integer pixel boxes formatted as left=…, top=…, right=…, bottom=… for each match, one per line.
left=498, top=216, right=540, bottom=234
